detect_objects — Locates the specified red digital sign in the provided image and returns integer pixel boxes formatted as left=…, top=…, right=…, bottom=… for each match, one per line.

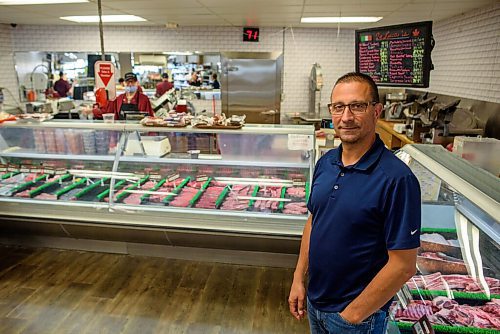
left=243, top=27, right=259, bottom=42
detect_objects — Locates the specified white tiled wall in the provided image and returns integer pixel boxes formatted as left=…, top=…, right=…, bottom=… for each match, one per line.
left=1, top=3, right=499, bottom=115
left=0, top=24, right=20, bottom=109
left=282, top=27, right=355, bottom=114
left=428, top=3, right=500, bottom=102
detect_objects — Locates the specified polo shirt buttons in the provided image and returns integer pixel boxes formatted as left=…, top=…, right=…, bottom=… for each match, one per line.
left=334, top=185, right=339, bottom=190
left=340, top=172, right=345, bottom=176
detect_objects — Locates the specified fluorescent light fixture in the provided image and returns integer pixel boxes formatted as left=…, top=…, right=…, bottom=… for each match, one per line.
left=301, top=17, right=383, bottom=23
left=163, top=51, right=193, bottom=56
left=60, top=15, right=146, bottom=23
left=0, top=0, right=87, bottom=4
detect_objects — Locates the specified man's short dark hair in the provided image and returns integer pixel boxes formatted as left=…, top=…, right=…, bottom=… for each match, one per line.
left=161, top=73, right=168, bottom=79
left=212, top=73, right=217, bottom=80
left=59, top=71, right=64, bottom=77
left=334, top=72, right=380, bottom=103
left=118, top=77, right=124, bottom=83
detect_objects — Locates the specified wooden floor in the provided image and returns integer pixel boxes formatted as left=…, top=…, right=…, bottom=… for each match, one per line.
left=0, top=245, right=309, bottom=334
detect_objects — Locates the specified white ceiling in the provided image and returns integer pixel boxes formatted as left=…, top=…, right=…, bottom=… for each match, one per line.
left=0, top=0, right=497, bottom=29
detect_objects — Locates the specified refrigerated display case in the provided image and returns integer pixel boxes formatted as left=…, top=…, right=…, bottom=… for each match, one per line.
left=0, top=121, right=314, bottom=251
left=391, top=145, right=499, bottom=334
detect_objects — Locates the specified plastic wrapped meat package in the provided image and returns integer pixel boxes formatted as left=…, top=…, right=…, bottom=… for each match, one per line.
left=64, top=130, right=83, bottom=155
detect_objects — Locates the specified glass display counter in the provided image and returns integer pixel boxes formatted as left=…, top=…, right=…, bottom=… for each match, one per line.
left=390, top=145, right=499, bottom=334
left=0, top=121, right=314, bottom=237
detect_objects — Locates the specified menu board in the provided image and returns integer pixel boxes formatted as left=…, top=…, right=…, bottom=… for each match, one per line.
left=356, top=21, right=433, bottom=88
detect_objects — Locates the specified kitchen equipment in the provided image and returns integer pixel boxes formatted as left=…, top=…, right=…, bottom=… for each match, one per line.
left=308, top=63, right=323, bottom=115
left=221, top=52, right=283, bottom=124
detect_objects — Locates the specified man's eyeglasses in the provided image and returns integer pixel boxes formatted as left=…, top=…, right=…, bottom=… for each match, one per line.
left=327, top=102, right=378, bottom=115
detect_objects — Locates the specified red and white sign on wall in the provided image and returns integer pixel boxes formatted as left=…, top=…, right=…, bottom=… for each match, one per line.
left=94, top=61, right=116, bottom=100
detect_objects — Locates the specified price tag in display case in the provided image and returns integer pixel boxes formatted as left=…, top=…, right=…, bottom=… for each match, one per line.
left=396, top=284, right=413, bottom=309
left=167, top=173, right=180, bottom=182
left=412, top=315, right=435, bottom=334
left=243, top=27, right=259, bottom=42
left=292, top=179, right=306, bottom=187
left=7, top=164, right=19, bottom=173
left=150, top=173, right=161, bottom=181
left=196, top=174, right=209, bottom=182
left=20, top=165, right=32, bottom=173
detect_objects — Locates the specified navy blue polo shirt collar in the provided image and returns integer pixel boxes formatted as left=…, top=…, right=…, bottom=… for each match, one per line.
left=330, top=135, right=385, bottom=170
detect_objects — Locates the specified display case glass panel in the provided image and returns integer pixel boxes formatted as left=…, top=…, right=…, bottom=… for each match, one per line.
left=390, top=145, right=499, bottom=333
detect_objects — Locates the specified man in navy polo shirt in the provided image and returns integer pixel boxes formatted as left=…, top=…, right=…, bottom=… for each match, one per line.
left=288, top=72, right=421, bottom=334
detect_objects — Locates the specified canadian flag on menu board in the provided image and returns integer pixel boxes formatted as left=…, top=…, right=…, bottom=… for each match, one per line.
left=94, top=61, right=116, bottom=100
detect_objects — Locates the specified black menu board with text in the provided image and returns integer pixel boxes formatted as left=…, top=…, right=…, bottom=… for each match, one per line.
left=356, top=21, right=433, bottom=88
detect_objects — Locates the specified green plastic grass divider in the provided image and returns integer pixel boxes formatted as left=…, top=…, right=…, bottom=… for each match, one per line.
left=201, top=177, right=212, bottom=190
left=248, top=185, right=260, bottom=208
left=29, top=173, right=72, bottom=197
left=73, top=177, right=110, bottom=199
left=397, top=321, right=500, bottom=334
left=278, top=186, right=287, bottom=210
left=97, top=179, right=127, bottom=201
left=140, top=178, right=167, bottom=201
left=10, top=174, right=48, bottom=194
left=411, top=289, right=499, bottom=301
left=54, top=178, right=88, bottom=198
left=215, top=185, right=230, bottom=209
left=421, top=227, right=457, bottom=234
left=162, top=177, right=191, bottom=204
left=305, top=181, right=310, bottom=203
left=115, top=175, right=150, bottom=202
left=2, top=171, right=19, bottom=180
left=188, top=178, right=212, bottom=207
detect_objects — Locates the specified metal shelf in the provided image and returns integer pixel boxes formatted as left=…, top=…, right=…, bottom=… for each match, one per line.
left=402, top=144, right=500, bottom=244
left=119, top=155, right=310, bottom=168
left=1, top=120, right=315, bottom=136
left=0, top=151, right=115, bottom=162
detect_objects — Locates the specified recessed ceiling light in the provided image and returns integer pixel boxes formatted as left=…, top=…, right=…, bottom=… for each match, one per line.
left=301, top=17, right=383, bottom=23
left=60, top=15, right=147, bottom=23
left=0, top=0, right=87, bottom=4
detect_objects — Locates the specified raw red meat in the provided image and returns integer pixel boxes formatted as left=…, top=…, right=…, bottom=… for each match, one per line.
left=393, top=300, right=434, bottom=321
left=194, top=186, right=224, bottom=209
left=407, top=272, right=500, bottom=293
left=220, top=185, right=253, bottom=211
left=169, top=186, right=198, bottom=207
left=393, top=296, right=500, bottom=329
left=283, top=202, right=308, bottom=215
left=286, top=187, right=306, bottom=198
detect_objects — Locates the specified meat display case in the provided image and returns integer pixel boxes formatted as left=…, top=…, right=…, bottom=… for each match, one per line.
left=391, top=145, right=499, bottom=334
left=0, top=121, right=314, bottom=253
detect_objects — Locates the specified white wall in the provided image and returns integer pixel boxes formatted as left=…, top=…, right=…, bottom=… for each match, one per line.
left=0, top=24, right=20, bottom=109
left=1, top=2, right=499, bottom=115
left=428, top=3, right=500, bottom=102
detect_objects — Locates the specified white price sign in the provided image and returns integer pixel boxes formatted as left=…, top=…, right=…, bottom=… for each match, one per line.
left=287, top=134, right=313, bottom=151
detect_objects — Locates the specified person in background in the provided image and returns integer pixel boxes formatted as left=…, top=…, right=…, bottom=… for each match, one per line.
left=53, top=71, right=72, bottom=98
left=288, top=72, right=421, bottom=334
left=118, top=77, right=125, bottom=88
left=189, top=71, right=201, bottom=86
left=93, top=72, right=153, bottom=120
left=211, top=73, right=220, bottom=89
left=155, top=73, right=174, bottom=97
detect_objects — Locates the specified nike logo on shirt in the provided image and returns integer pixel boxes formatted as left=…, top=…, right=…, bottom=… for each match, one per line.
left=411, top=229, right=418, bottom=235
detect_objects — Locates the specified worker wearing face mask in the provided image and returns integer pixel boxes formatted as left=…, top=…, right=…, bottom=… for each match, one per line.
left=93, top=72, right=154, bottom=120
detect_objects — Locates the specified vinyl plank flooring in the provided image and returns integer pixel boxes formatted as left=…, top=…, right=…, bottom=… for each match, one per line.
left=0, top=245, right=309, bottom=334
left=0, top=317, right=28, bottom=334
left=0, top=287, right=36, bottom=317
left=20, top=283, right=91, bottom=334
